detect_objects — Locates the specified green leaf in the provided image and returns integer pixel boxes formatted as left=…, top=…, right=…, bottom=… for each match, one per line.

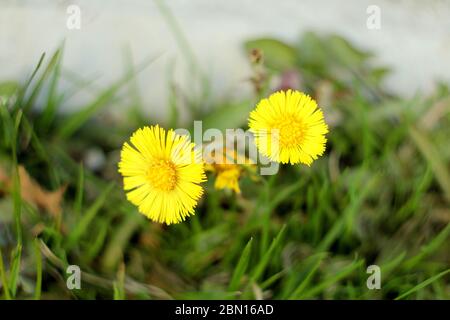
left=201, top=100, right=253, bottom=132
left=300, top=259, right=364, bottom=298
left=0, top=81, right=20, bottom=101
left=250, top=225, right=286, bottom=283
left=0, top=101, right=14, bottom=147
left=409, top=125, right=450, bottom=202
left=113, top=263, right=126, bottom=300
left=57, top=84, right=122, bottom=139
left=369, top=67, right=391, bottom=85
left=65, top=183, right=115, bottom=250
left=39, top=43, right=65, bottom=129
left=289, top=253, right=327, bottom=299
left=14, top=53, right=45, bottom=112
left=8, top=244, right=22, bottom=297
left=74, top=163, right=85, bottom=217
left=229, top=238, right=253, bottom=292
left=12, top=111, right=23, bottom=244
left=85, top=221, right=109, bottom=263
left=297, top=32, right=329, bottom=70
left=33, top=239, right=42, bottom=300
left=403, top=222, right=450, bottom=270
left=23, top=49, right=62, bottom=113
left=244, top=38, right=297, bottom=71
left=0, top=248, right=11, bottom=299
left=326, top=34, right=372, bottom=68
left=100, top=209, right=144, bottom=272
left=317, top=171, right=376, bottom=252
left=395, top=269, right=450, bottom=300
left=57, top=55, right=159, bottom=138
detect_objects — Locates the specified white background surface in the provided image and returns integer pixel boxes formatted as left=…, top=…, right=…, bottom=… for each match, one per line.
left=1, top=0, right=450, bottom=120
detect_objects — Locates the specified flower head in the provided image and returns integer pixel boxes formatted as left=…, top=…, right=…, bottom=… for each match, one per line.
left=118, top=125, right=206, bottom=225
left=204, top=148, right=255, bottom=194
left=249, top=90, right=328, bottom=165
left=207, top=163, right=242, bottom=193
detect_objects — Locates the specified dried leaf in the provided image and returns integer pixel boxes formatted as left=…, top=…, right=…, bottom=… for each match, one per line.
left=0, top=165, right=66, bottom=218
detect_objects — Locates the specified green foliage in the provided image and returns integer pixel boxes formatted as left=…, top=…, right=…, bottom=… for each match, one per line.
left=0, top=30, right=449, bottom=301
left=244, top=38, right=297, bottom=71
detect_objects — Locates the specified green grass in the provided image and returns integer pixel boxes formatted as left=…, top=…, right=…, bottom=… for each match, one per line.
left=0, top=30, right=449, bottom=300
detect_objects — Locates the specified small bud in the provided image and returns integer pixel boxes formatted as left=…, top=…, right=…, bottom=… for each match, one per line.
left=249, top=48, right=263, bottom=65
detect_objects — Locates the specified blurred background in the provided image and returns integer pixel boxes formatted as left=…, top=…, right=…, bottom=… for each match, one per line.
left=1, top=0, right=450, bottom=120
left=0, top=0, right=449, bottom=300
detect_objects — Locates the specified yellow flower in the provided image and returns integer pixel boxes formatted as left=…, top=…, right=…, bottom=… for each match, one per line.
left=205, top=148, right=255, bottom=193
left=249, top=90, right=328, bottom=165
left=206, top=163, right=243, bottom=193
left=118, top=125, right=206, bottom=225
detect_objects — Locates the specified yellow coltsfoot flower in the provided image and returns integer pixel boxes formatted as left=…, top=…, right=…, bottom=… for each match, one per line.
left=206, top=163, right=243, bottom=193
left=118, top=125, right=206, bottom=225
left=205, top=148, right=255, bottom=194
left=249, top=90, right=329, bottom=165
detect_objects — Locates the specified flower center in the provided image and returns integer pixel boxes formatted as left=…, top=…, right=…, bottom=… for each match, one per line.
left=274, top=117, right=305, bottom=148
left=147, top=159, right=178, bottom=191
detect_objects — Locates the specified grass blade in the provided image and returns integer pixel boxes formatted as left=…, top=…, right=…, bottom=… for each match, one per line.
left=14, top=53, right=45, bottom=111
left=317, top=173, right=376, bottom=252
left=113, top=262, right=126, bottom=300
left=33, top=239, right=42, bottom=300
left=74, top=163, right=85, bottom=217
left=0, top=248, right=12, bottom=300
left=395, top=269, right=450, bottom=300
left=289, top=253, right=327, bottom=299
left=0, top=101, right=14, bottom=147
left=403, top=222, right=450, bottom=270
left=409, top=125, right=450, bottom=202
left=100, top=210, right=143, bottom=272
left=154, top=0, right=205, bottom=91
left=300, top=259, right=364, bottom=298
left=57, top=55, right=159, bottom=139
left=65, top=183, right=115, bottom=250
left=23, top=49, right=62, bottom=113
left=39, top=43, right=65, bottom=129
left=8, top=244, right=22, bottom=297
left=229, top=238, right=253, bottom=292
left=251, top=225, right=286, bottom=283
left=12, top=111, right=23, bottom=244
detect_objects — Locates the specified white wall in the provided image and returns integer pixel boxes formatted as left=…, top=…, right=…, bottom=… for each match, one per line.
left=1, top=0, right=450, bottom=121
